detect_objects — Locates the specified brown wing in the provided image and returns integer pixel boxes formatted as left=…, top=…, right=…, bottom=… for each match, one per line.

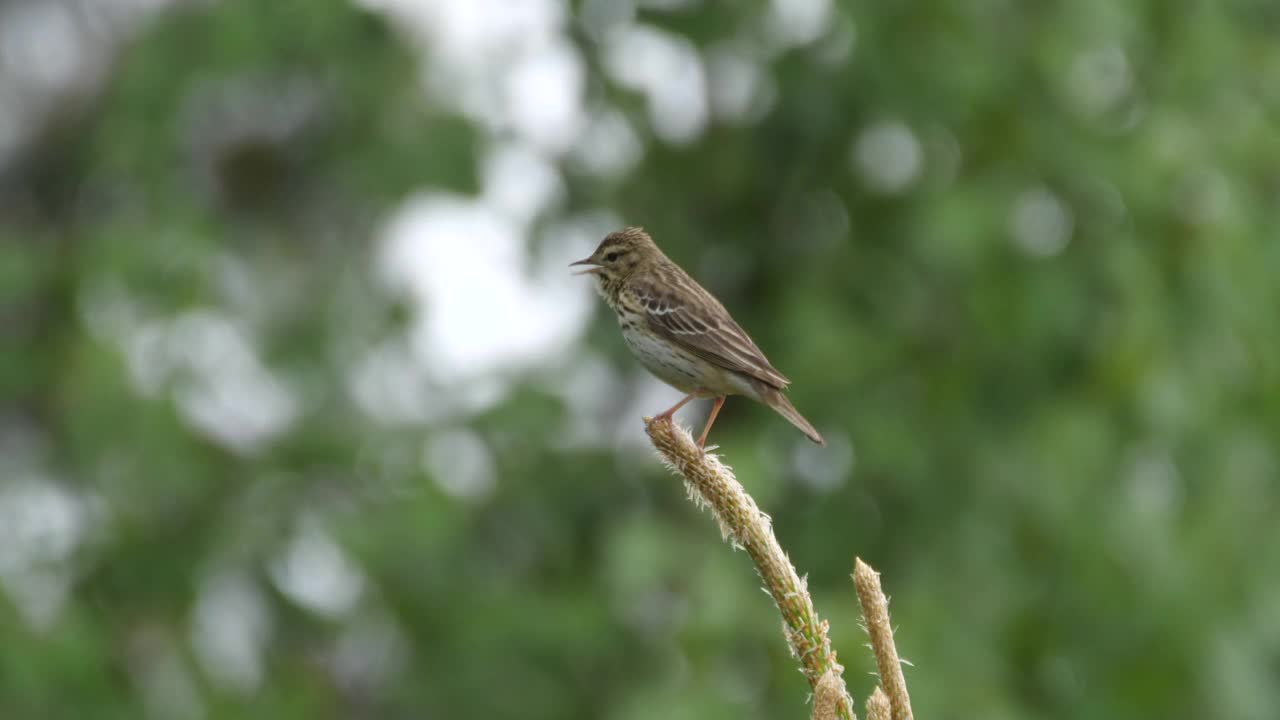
left=632, top=272, right=791, bottom=389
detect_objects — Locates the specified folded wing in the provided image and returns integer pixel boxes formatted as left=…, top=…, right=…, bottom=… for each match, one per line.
left=633, top=275, right=791, bottom=390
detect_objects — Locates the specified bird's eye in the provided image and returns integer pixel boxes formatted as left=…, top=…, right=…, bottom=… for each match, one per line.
left=605, top=252, right=618, bottom=262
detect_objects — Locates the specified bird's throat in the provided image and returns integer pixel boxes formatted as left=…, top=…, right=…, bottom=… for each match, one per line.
left=594, top=274, right=621, bottom=309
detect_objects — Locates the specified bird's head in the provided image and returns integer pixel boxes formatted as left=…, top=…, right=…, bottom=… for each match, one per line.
left=570, top=227, right=661, bottom=284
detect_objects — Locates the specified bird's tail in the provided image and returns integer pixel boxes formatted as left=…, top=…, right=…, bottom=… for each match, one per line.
left=757, top=384, right=825, bottom=446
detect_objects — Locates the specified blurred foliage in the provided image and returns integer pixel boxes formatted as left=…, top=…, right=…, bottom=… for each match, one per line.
left=3, top=0, right=1280, bottom=718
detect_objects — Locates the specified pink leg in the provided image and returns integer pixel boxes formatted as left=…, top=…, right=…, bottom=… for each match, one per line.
left=652, top=392, right=697, bottom=423
left=696, top=396, right=726, bottom=448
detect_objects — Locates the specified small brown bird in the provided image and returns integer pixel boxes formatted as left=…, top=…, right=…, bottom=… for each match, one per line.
left=571, top=227, right=824, bottom=448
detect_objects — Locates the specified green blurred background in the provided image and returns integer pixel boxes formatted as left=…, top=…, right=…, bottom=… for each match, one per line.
left=3, top=0, right=1279, bottom=718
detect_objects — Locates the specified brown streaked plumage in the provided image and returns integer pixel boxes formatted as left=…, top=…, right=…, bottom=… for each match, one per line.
left=571, top=227, right=824, bottom=447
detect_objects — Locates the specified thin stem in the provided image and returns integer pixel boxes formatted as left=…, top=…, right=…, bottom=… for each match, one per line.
left=812, top=670, right=846, bottom=720
left=853, top=558, right=913, bottom=720
left=865, top=687, right=891, bottom=720
left=645, top=417, right=856, bottom=720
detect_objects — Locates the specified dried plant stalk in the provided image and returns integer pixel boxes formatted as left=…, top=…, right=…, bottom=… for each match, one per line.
left=853, top=558, right=913, bottom=720
left=645, top=417, right=856, bottom=720
left=811, top=670, right=846, bottom=720
left=864, top=687, right=891, bottom=720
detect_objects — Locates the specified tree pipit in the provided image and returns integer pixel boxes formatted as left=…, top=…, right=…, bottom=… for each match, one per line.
left=572, top=227, right=823, bottom=448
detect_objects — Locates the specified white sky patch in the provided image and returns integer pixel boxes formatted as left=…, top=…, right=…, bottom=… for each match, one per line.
left=503, top=38, right=587, bottom=154
left=359, top=0, right=587, bottom=155
left=1009, top=186, right=1073, bottom=257
left=0, top=2, right=83, bottom=93
left=765, top=0, right=834, bottom=49
left=482, top=142, right=564, bottom=223
left=347, top=338, right=508, bottom=425
left=424, top=429, right=497, bottom=501
left=570, top=106, right=643, bottom=179
left=191, top=569, right=270, bottom=694
left=270, top=521, right=366, bottom=619
left=79, top=282, right=297, bottom=452
left=853, top=120, right=924, bottom=194
left=359, top=0, right=565, bottom=65
left=377, top=193, right=595, bottom=387
left=347, top=338, right=437, bottom=425
left=604, top=24, right=708, bottom=144
left=123, top=310, right=299, bottom=455
left=0, top=0, right=174, bottom=171
left=0, top=477, right=87, bottom=630
left=706, top=46, right=772, bottom=124
left=351, top=0, right=613, bottom=421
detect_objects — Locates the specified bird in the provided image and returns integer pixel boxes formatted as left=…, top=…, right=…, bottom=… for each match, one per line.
left=571, top=227, right=824, bottom=448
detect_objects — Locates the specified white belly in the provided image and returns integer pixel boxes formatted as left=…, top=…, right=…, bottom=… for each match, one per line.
left=619, top=314, right=755, bottom=397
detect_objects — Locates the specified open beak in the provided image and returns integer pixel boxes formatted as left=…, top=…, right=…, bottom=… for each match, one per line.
left=569, top=257, right=602, bottom=276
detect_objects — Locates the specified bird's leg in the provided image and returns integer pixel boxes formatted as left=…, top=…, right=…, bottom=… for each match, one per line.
left=651, top=391, right=698, bottom=424
left=696, top=396, right=727, bottom=448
